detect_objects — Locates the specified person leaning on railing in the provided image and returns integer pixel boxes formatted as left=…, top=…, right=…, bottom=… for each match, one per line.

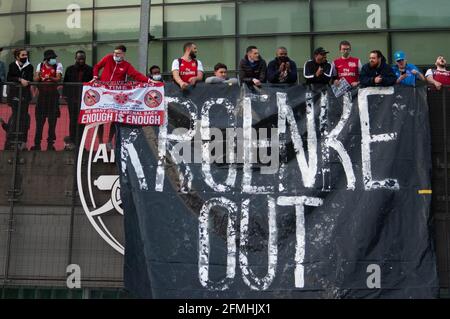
left=0, top=48, right=34, bottom=151
left=31, top=49, right=63, bottom=151
left=63, top=50, right=93, bottom=151
left=425, top=55, right=450, bottom=91
left=92, top=44, right=154, bottom=151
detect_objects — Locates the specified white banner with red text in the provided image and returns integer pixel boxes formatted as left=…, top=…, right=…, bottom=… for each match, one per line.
left=78, top=81, right=165, bottom=126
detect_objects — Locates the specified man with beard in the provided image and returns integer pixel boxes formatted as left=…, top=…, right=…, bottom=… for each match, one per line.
left=426, top=56, right=450, bottom=90
left=359, top=50, right=396, bottom=88
left=172, top=42, right=204, bottom=90
left=267, top=47, right=298, bottom=84
left=63, top=50, right=93, bottom=150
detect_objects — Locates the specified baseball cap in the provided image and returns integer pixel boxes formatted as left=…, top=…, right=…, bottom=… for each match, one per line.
left=314, top=47, right=329, bottom=56
left=43, top=49, right=57, bottom=60
left=394, top=51, right=406, bottom=62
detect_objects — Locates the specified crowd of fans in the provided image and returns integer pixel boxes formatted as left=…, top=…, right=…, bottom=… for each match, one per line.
left=0, top=41, right=450, bottom=152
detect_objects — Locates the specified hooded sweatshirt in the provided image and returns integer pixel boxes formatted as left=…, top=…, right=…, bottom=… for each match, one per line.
left=360, top=55, right=397, bottom=87
left=93, top=54, right=149, bottom=83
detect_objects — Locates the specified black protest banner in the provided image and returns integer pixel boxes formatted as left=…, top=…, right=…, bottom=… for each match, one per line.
left=117, top=83, right=438, bottom=299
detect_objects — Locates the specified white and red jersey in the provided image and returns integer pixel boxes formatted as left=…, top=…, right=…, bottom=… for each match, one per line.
left=333, top=56, right=362, bottom=84
left=172, top=58, right=204, bottom=83
left=36, top=62, right=63, bottom=82
left=426, top=68, right=450, bottom=86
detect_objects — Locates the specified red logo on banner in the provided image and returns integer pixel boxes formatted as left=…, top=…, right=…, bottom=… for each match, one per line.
left=144, top=90, right=163, bottom=108
left=84, top=89, right=101, bottom=107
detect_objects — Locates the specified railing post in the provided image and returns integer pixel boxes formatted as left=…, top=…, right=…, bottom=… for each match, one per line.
left=3, top=84, right=23, bottom=283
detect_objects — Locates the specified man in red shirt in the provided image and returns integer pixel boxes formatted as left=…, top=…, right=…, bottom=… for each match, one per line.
left=426, top=56, right=450, bottom=90
left=171, top=42, right=204, bottom=90
left=93, top=45, right=151, bottom=83
left=333, top=40, right=362, bottom=88
left=92, top=45, right=154, bottom=149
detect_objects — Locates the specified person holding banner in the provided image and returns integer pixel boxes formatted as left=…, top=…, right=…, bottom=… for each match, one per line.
left=426, top=56, right=450, bottom=90
left=333, top=41, right=362, bottom=88
left=92, top=45, right=154, bottom=149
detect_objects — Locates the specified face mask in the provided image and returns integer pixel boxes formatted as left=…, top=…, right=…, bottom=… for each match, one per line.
left=49, top=58, right=57, bottom=66
left=19, top=58, right=28, bottom=64
left=113, top=56, right=123, bottom=62
left=152, top=74, right=162, bottom=81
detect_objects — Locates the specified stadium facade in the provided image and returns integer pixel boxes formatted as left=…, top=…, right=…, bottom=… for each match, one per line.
left=1, top=0, right=450, bottom=75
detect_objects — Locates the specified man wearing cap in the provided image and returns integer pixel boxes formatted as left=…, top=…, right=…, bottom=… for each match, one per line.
left=392, top=51, right=425, bottom=87
left=32, top=49, right=63, bottom=151
left=426, top=56, right=450, bottom=91
left=303, top=47, right=334, bottom=85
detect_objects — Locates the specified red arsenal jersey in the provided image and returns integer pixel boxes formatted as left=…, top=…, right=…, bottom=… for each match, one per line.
left=333, top=57, right=362, bottom=84
left=427, top=69, right=450, bottom=85
left=39, top=63, right=57, bottom=82
left=177, top=59, right=198, bottom=83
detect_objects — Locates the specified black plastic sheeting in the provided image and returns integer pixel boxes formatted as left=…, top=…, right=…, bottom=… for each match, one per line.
left=117, top=83, right=438, bottom=299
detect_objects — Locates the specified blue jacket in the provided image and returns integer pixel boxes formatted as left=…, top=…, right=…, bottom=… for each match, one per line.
left=392, top=63, right=422, bottom=87
left=360, top=56, right=397, bottom=87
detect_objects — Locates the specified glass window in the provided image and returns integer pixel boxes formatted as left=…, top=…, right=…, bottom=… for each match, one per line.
left=27, top=0, right=92, bottom=11
left=391, top=32, right=450, bottom=65
left=97, top=43, right=139, bottom=69
left=149, top=6, right=163, bottom=39
left=148, top=41, right=163, bottom=74
left=29, top=44, right=93, bottom=72
left=28, top=11, right=93, bottom=45
left=165, top=3, right=235, bottom=37
left=0, top=15, right=25, bottom=47
left=239, top=0, right=309, bottom=35
left=313, top=33, right=388, bottom=64
left=239, top=36, right=310, bottom=70
left=390, top=0, right=450, bottom=28
left=165, top=0, right=221, bottom=3
left=0, top=0, right=25, bottom=13
left=167, top=39, right=236, bottom=73
left=95, top=0, right=141, bottom=6
left=95, top=8, right=140, bottom=41
left=313, top=0, right=386, bottom=32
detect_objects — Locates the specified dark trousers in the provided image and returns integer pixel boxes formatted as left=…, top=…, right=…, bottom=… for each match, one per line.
left=67, top=99, right=85, bottom=146
left=4, top=98, right=30, bottom=149
left=34, top=93, right=59, bottom=146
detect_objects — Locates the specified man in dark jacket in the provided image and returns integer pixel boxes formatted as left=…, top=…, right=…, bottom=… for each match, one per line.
left=1, top=48, right=34, bottom=150
left=360, top=50, right=397, bottom=87
left=267, top=47, right=298, bottom=84
left=239, top=46, right=267, bottom=88
left=304, top=47, right=334, bottom=85
left=63, top=50, right=93, bottom=150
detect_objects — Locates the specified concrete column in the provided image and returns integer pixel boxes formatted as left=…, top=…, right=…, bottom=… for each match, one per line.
left=139, top=0, right=151, bottom=74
